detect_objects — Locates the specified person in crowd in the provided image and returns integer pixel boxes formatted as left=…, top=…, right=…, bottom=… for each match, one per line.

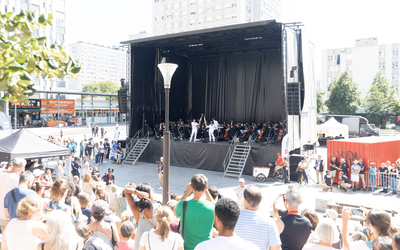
left=351, top=160, right=361, bottom=191
left=369, top=162, right=377, bottom=192
left=79, top=140, right=84, bottom=159
left=175, top=174, right=215, bottom=250
left=102, top=168, right=115, bottom=193
left=73, top=175, right=82, bottom=197
left=392, top=232, right=400, bottom=250
left=4, top=171, right=36, bottom=220
left=93, top=143, right=99, bottom=164
left=54, top=160, right=64, bottom=180
left=389, top=164, right=398, bottom=194
left=158, top=157, right=164, bottom=191
left=302, top=209, right=319, bottom=231
left=95, top=125, right=99, bottom=137
left=273, top=153, right=283, bottom=179
left=44, top=178, right=74, bottom=219
left=319, top=170, right=333, bottom=192
left=40, top=210, right=84, bottom=250
left=343, top=208, right=397, bottom=249
left=95, top=184, right=109, bottom=202
left=82, top=173, right=97, bottom=203
left=358, top=158, right=367, bottom=191
left=272, top=193, right=288, bottom=218
left=208, top=186, right=220, bottom=202
left=125, top=182, right=160, bottom=250
left=139, top=206, right=184, bottom=250
left=329, top=157, right=340, bottom=184
left=98, top=141, right=105, bottom=165
left=379, top=163, right=389, bottom=193
left=372, top=237, right=393, bottom=250
left=283, top=157, right=290, bottom=184
left=235, top=185, right=281, bottom=250
left=297, top=157, right=309, bottom=185
left=195, top=198, right=260, bottom=250
left=109, top=185, right=120, bottom=215
left=81, top=162, right=91, bottom=180
left=101, top=127, right=104, bottom=139
left=63, top=176, right=82, bottom=218
left=275, top=185, right=313, bottom=250
left=340, top=158, right=349, bottom=176
left=1, top=195, right=48, bottom=250
left=302, top=218, right=340, bottom=250
left=236, top=178, right=245, bottom=205
left=88, top=200, right=120, bottom=248
left=71, top=157, right=82, bottom=179
left=0, top=158, right=26, bottom=232
left=324, top=209, right=343, bottom=249
left=115, top=211, right=131, bottom=239
left=119, top=221, right=136, bottom=250
left=338, top=171, right=351, bottom=192
left=30, top=180, right=49, bottom=202
left=314, top=155, right=324, bottom=184
left=116, top=143, right=123, bottom=165
left=84, top=142, right=91, bottom=163
left=78, top=192, right=92, bottom=224
left=118, top=190, right=129, bottom=218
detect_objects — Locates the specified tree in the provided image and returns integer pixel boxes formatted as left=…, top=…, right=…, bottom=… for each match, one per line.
left=0, top=10, right=81, bottom=103
left=365, top=72, right=400, bottom=125
left=326, top=71, right=361, bottom=115
left=317, top=87, right=326, bottom=115
left=82, top=81, right=120, bottom=101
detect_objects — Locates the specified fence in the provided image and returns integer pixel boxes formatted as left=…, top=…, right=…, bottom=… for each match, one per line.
left=357, top=172, right=399, bottom=193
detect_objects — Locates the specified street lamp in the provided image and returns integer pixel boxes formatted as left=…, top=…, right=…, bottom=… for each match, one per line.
left=158, top=62, right=178, bottom=205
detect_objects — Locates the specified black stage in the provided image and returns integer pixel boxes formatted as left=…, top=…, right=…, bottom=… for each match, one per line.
left=139, top=139, right=280, bottom=176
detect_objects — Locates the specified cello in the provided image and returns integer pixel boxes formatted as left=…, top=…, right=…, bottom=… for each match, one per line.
left=277, top=127, right=283, bottom=143
left=258, top=128, right=264, bottom=140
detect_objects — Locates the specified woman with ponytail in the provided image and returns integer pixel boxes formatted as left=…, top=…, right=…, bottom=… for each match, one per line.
left=138, top=206, right=183, bottom=250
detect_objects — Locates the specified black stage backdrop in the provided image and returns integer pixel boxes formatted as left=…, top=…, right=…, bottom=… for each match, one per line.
left=192, top=51, right=283, bottom=123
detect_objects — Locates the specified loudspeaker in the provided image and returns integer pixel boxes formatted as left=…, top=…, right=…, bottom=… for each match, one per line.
left=287, top=82, right=301, bottom=115
left=289, top=147, right=301, bottom=155
left=118, top=89, right=128, bottom=114
left=303, top=143, right=314, bottom=151
left=289, top=154, right=302, bottom=181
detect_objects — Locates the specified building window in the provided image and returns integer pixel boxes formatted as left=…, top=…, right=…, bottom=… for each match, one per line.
left=5, top=5, right=7, bottom=13
left=190, top=0, right=195, bottom=5
left=56, top=33, right=64, bottom=42
left=155, top=0, right=159, bottom=2
left=56, top=19, right=65, bottom=27
left=335, top=65, right=340, bottom=71
left=379, top=62, right=385, bottom=70
left=21, top=0, right=28, bottom=3
left=393, top=74, right=399, bottom=80
left=346, top=65, right=352, bottom=71
left=327, top=77, right=332, bottom=83
left=393, top=62, right=399, bottom=69
left=379, top=51, right=385, bottom=57
left=393, top=50, right=399, bottom=57
left=327, top=55, right=333, bottom=62
left=346, top=54, right=352, bottom=60
left=190, top=11, right=195, bottom=15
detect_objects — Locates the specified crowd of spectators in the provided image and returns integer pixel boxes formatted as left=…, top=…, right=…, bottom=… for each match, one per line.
left=0, top=156, right=399, bottom=250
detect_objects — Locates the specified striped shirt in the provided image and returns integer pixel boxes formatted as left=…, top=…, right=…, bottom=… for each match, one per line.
left=235, top=209, right=281, bottom=250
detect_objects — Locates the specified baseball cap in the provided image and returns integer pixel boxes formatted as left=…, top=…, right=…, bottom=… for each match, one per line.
left=325, top=209, right=338, bottom=220
left=353, top=160, right=358, bottom=164
left=239, top=178, right=245, bottom=183
left=277, top=153, right=282, bottom=156
left=91, top=200, right=108, bottom=215
left=32, top=169, right=45, bottom=177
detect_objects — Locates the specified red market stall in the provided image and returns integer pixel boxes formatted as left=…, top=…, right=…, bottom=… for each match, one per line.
left=327, top=137, right=400, bottom=186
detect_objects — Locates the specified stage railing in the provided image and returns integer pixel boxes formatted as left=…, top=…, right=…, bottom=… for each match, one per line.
left=222, top=132, right=240, bottom=172
left=344, top=172, right=399, bottom=194
left=126, top=129, right=141, bottom=153
left=143, top=130, right=151, bottom=140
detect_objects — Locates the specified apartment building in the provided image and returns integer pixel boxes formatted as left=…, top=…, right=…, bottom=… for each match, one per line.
left=151, top=0, right=281, bottom=35
left=321, top=38, right=399, bottom=96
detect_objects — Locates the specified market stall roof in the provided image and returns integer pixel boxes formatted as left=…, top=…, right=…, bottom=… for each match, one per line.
left=317, top=117, right=349, bottom=139
left=0, top=129, right=71, bottom=161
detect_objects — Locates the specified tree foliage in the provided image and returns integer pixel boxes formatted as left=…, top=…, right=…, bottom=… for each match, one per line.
left=0, top=10, right=81, bottom=103
left=365, top=72, right=400, bottom=125
left=326, top=71, right=361, bottom=115
left=82, top=81, right=120, bottom=101
left=317, top=87, right=326, bottom=115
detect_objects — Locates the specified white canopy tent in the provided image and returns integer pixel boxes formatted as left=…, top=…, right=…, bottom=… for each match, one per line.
left=317, top=117, right=349, bottom=139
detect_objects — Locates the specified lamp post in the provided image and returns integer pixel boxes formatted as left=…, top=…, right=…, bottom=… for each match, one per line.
left=158, top=62, right=178, bottom=205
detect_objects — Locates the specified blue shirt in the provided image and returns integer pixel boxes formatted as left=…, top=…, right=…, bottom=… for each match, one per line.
left=340, top=163, right=348, bottom=174
left=342, top=175, right=351, bottom=184
left=324, top=174, right=332, bottom=186
left=82, top=207, right=92, bottom=224
left=368, top=167, right=377, bottom=176
left=4, top=187, right=37, bottom=219
left=379, top=166, right=388, bottom=173
left=359, top=163, right=365, bottom=174
left=235, top=209, right=281, bottom=250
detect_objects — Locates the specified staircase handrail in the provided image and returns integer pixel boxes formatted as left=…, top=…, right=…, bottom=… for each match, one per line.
left=222, top=132, right=240, bottom=171
left=126, top=129, right=141, bottom=153
left=143, top=130, right=151, bottom=139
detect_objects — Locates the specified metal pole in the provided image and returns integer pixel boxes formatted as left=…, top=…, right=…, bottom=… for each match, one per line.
left=81, top=96, right=83, bottom=124
left=46, top=93, right=48, bottom=122
left=163, top=88, right=170, bottom=205
left=91, top=95, right=94, bottom=124
left=109, top=98, right=111, bottom=123
left=57, top=94, right=60, bottom=127
left=14, top=102, right=17, bottom=129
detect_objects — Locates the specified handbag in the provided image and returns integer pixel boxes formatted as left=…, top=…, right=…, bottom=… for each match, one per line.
left=142, top=211, right=156, bottom=229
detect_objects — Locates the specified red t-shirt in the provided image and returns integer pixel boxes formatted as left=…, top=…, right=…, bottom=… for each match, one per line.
left=277, top=157, right=283, bottom=166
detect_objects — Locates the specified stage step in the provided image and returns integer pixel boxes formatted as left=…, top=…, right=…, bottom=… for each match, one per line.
left=223, top=144, right=251, bottom=179
left=123, top=139, right=150, bottom=165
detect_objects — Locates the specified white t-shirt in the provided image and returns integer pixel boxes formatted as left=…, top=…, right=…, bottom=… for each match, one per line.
left=81, top=168, right=91, bottom=179
left=191, top=122, right=198, bottom=130
left=236, top=186, right=245, bottom=204
left=99, top=144, right=105, bottom=154
left=302, top=243, right=335, bottom=250
left=0, top=172, right=20, bottom=220
left=194, top=235, right=260, bottom=250
left=349, top=240, right=372, bottom=250
left=139, top=229, right=183, bottom=250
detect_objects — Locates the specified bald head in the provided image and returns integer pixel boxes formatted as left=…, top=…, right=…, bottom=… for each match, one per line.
left=243, top=185, right=262, bottom=208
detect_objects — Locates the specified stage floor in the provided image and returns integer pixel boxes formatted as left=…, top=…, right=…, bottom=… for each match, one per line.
left=139, top=138, right=280, bottom=176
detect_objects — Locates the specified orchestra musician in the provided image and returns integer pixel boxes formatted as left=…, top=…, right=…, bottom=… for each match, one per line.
left=199, top=124, right=206, bottom=140
left=206, top=122, right=216, bottom=143
left=189, top=119, right=199, bottom=142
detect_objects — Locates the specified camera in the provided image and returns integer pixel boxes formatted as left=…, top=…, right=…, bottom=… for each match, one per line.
left=350, top=208, right=364, bottom=217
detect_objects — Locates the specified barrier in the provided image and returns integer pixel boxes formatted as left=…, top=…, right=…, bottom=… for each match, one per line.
left=362, top=172, right=399, bottom=193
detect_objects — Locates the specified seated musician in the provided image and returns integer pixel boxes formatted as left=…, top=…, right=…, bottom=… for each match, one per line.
left=228, top=124, right=236, bottom=140
left=172, top=123, right=179, bottom=138
left=183, top=124, right=190, bottom=139
left=198, top=124, right=206, bottom=140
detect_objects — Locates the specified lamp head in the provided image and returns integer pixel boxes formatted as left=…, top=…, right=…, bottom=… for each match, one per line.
left=158, top=63, right=178, bottom=89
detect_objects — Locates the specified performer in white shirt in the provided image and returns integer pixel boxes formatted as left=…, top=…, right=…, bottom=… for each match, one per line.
left=189, top=119, right=199, bottom=142
left=206, top=123, right=216, bottom=143
left=212, top=118, right=219, bottom=138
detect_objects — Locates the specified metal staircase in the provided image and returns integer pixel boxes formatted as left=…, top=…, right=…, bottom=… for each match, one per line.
left=124, top=131, right=150, bottom=165
left=223, top=133, right=256, bottom=179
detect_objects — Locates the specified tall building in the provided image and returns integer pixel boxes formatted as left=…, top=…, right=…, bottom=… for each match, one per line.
left=321, top=38, right=400, bottom=96
left=68, top=42, right=127, bottom=91
left=151, top=0, right=281, bottom=35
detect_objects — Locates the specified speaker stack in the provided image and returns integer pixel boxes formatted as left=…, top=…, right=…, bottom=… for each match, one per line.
left=118, top=89, right=128, bottom=114
left=289, top=154, right=302, bottom=181
left=287, top=82, right=301, bottom=115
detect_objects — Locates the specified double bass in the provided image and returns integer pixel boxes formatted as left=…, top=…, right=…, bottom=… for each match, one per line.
left=224, top=127, right=230, bottom=139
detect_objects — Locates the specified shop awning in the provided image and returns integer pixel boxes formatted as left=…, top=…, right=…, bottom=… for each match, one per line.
left=0, top=129, right=71, bottom=161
